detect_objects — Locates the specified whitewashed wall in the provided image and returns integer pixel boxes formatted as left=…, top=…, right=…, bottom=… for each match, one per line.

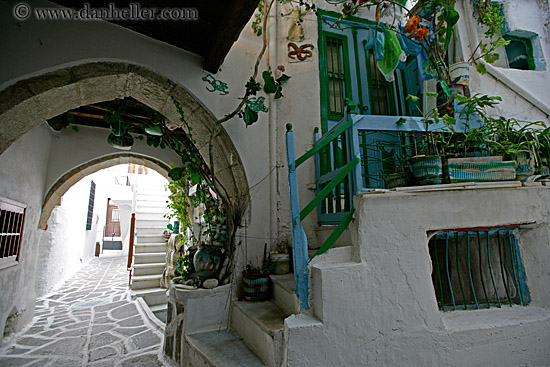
left=286, top=186, right=550, bottom=366
left=0, top=125, right=51, bottom=341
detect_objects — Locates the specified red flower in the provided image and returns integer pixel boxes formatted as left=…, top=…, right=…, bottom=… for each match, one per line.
left=404, top=15, right=421, bottom=34
left=412, top=27, right=430, bottom=41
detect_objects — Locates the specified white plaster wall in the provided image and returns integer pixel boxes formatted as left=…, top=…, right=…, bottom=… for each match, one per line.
left=286, top=186, right=550, bottom=366
left=0, top=124, right=51, bottom=340
left=36, top=175, right=99, bottom=297
left=0, top=0, right=274, bottom=265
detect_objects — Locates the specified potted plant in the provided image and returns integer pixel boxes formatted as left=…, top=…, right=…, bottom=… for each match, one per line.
left=406, top=96, right=445, bottom=185
left=242, top=244, right=273, bottom=301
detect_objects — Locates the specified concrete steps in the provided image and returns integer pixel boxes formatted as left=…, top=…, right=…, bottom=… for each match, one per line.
left=131, top=287, right=168, bottom=306
left=134, top=244, right=166, bottom=254
left=133, top=252, right=165, bottom=264
left=131, top=274, right=162, bottom=289
left=230, top=300, right=286, bottom=367
left=186, top=330, right=265, bottom=367
left=270, top=274, right=300, bottom=316
left=132, top=262, right=165, bottom=276
left=134, top=226, right=167, bottom=235
left=150, top=303, right=168, bottom=323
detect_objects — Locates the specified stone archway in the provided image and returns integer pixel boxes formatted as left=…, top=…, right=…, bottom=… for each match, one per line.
left=0, top=61, right=249, bottom=225
left=40, top=153, right=170, bottom=229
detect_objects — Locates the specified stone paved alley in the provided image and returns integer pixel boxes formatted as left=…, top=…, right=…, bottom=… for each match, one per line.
left=0, top=256, right=169, bottom=366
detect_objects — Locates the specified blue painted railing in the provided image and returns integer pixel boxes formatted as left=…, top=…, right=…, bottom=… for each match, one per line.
left=286, top=111, right=480, bottom=310
left=286, top=123, right=360, bottom=311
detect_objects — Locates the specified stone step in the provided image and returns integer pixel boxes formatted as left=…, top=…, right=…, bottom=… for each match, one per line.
left=136, top=206, right=167, bottom=214
left=137, top=189, right=169, bottom=196
left=151, top=303, right=168, bottom=323
left=133, top=252, right=165, bottom=264
left=313, top=225, right=352, bottom=250
left=270, top=274, right=299, bottom=316
left=135, top=244, right=167, bottom=254
left=137, top=200, right=167, bottom=208
left=136, top=219, right=169, bottom=227
left=135, top=212, right=167, bottom=221
left=132, top=262, right=165, bottom=276
left=136, top=193, right=168, bottom=201
left=131, top=287, right=168, bottom=306
left=131, top=274, right=162, bottom=289
left=135, top=226, right=168, bottom=235
left=186, top=330, right=266, bottom=367
left=230, top=300, right=286, bottom=367
left=136, top=234, right=165, bottom=244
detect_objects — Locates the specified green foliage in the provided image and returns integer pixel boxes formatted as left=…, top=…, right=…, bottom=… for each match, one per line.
left=262, top=70, right=291, bottom=99
left=165, top=173, right=192, bottom=232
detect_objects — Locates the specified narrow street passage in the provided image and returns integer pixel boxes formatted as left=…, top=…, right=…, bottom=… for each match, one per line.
left=0, top=256, right=169, bottom=366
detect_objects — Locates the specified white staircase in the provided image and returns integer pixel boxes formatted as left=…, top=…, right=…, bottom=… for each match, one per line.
left=178, top=274, right=301, bottom=367
left=130, top=187, right=170, bottom=322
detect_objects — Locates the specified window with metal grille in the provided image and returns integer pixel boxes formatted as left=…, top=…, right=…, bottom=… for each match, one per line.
left=0, top=197, right=26, bottom=267
left=325, top=35, right=350, bottom=120
left=428, top=227, right=530, bottom=312
left=86, top=181, right=96, bottom=231
left=504, top=35, right=535, bottom=71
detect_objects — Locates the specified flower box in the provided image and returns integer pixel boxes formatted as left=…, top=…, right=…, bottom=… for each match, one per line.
left=447, top=157, right=516, bottom=183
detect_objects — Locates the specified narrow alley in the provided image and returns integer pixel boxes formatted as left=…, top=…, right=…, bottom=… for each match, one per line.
left=0, top=256, right=168, bottom=366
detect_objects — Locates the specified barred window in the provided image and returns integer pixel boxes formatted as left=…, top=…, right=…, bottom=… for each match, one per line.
left=429, top=227, right=530, bottom=311
left=0, top=197, right=26, bottom=267
left=326, top=36, right=349, bottom=119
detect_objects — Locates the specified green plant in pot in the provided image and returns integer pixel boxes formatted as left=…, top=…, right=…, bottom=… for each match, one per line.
left=406, top=95, right=450, bottom=185
left=242, top=244, right=273, bottom=301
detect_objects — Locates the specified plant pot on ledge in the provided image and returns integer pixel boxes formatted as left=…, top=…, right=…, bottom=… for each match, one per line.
left=410, top=155, right=443, bottom=185
left=446, top=156, right=516, bottom=182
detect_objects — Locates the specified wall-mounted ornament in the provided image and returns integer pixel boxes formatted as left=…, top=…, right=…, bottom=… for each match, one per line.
left=288, top=43, right=314, bottom=62
left=284, top=6, right=310, bottom=42
left=202, top=74, right=229, bottom=95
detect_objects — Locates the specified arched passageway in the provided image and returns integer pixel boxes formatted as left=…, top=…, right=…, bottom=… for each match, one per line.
left=40, top=153, right=170, bottom=229
left=0, top=61, right=250, bottom=219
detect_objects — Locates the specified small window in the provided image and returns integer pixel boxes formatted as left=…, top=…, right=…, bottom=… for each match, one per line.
left=0, top=197, right=26, bottom=267
left=429, top=227, right=530, bottom=311
left=325, top=35, right=350, bottom=120
left=504, top=35, right=535, bottom=71
left=86, top=181, right=96, bottom=231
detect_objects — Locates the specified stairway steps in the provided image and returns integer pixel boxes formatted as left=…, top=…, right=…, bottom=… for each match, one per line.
left=131, top=274, right=162, bottom=289
left=132, top=262, right=165, bottom=276
left=136, top=207, right=167, bottom=214
left=133, top=252, right=165, bottom=264
left=136, top=200, right=167, bottom=208
left=135, top=244, right=167, bottom=254
left=231, top=300, right=286, bottom=367
left=270, top=274, right=300, bottom=316
left=186, top=330, right=266, bottom=367
left=135, top=227, right=168, bottom=235
left=131, top=287, right=168, bottom=306
left=136, top=234, right=165, bottom=244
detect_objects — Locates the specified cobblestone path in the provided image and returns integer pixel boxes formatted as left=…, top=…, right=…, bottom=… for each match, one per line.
left=0, top=256, right=170, bottom=366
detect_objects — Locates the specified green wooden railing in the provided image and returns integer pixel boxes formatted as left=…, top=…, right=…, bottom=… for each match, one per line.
left=286, top=121, right=359, bottom=311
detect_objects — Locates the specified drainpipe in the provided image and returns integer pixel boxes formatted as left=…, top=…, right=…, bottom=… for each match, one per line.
left=268, top=1, right=279, bottom=244
left=459, top=0, right=550, bottom=117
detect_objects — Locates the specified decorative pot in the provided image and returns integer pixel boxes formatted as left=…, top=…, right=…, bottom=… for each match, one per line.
left=516, top=151, right=535, bottom=178
left=193, top=245, right=222, bottom=279
left=270, top=252, right=290, bottom=275
left=447, top=156, right=516, bottom=182
left=410, top=155, right=443, bottom=185
left=449, top=62, right=470, bottom=87
left=242, top=271, right=269, bottom=301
